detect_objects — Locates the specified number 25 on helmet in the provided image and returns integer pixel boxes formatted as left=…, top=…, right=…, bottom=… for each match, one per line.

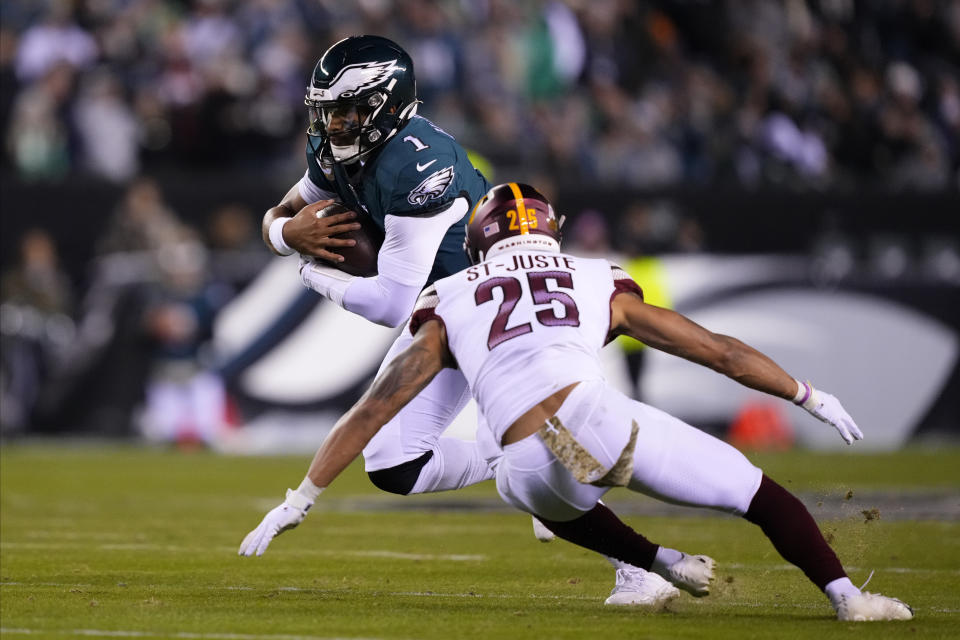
left=464, top=183, right=566, bottom=265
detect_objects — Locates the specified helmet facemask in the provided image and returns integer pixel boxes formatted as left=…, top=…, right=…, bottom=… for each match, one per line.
left=306, top=91, right=391, bottom=166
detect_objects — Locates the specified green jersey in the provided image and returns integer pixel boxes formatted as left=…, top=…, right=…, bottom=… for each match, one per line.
left=305, top=116, right=492, bottom=284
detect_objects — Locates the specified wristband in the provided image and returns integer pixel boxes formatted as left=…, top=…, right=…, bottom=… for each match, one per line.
left=792, top=379, right=813, bottom=406
left=284, top=477, right=323, bottom=512
left=296, top=476, right=324, bottom=501
left=268, top=217, right=295, bottom=256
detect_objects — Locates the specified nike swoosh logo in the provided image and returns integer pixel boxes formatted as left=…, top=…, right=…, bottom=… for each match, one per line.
left=416, top=159, right=437, bottom=172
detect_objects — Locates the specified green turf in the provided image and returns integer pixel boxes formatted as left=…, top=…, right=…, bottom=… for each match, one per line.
left=1, top=443, right=958, bottom=639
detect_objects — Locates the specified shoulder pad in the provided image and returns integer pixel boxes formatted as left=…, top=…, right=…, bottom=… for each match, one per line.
left=610, top=264, right=644, bottom=300
left=409, top=285, right=441, bottom=335
left=413, top=285, right=439, bottom=312
left=610, top=263, right=630, bottom=281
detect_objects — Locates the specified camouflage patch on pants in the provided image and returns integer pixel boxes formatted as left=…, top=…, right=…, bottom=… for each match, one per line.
left=538, top=416, right=638, bottom=487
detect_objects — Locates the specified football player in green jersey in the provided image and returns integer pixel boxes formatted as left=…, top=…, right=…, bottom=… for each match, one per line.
left=261, top=35, right=494, bottom=493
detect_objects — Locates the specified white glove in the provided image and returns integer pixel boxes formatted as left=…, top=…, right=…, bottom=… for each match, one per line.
left=794, top=380, right=864, bottom=445
left=238, top=488, right=314, bottom=557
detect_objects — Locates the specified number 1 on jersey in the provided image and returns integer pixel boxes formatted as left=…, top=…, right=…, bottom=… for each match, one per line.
left=403, top=135, right=430, bottom=152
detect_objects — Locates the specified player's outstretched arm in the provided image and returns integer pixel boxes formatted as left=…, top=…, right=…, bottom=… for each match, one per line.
left=303, top=319, right=453, bottom=488
left=610, top=293, right=797, bottom=398
left=262, top=183, right=361, bottom=261
left=238, top=320, right=453, bottom=557
left=610, top=292, right=863, bottom=444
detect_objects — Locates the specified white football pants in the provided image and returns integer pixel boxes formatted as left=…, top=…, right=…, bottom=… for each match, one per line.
left=362, top=327, right=495, bottom=492
left=495, top=379, right=764, bottom=521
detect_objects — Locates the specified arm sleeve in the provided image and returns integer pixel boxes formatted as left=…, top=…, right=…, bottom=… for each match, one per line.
left=297, top=169, right=338, bottom=204
left=300, top=197, right=469, bottom=328
left=375, top=196, right=469, bottom=286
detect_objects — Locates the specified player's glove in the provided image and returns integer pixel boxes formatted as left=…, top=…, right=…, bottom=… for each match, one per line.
left=793, top=380, right=864, bottom=445
left=238, top=488, right=314, bottom=557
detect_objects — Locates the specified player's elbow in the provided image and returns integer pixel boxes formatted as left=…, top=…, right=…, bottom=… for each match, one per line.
left=345, top=400, right=393, bottom=441
left=343, top=276, right=419, bottom=327
left=371, top=293, right=416, bottom=328
left=343, top=293, right=413, bottom=327
left=712, top=336, right=750, bottom=379
left=383, top=307, right=413, bottom=328
left=365, top=307, right=410, bottom=328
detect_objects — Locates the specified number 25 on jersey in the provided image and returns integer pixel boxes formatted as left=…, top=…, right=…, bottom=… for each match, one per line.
left=474, top=271, right=580, bottom=350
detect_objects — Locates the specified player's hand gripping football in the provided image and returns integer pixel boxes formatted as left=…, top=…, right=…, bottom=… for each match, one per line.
left=283, top=199, right=361, bottom=263
left=794, top=382, right=864, bottom=445
left=238, top=488, right=314, bottom=557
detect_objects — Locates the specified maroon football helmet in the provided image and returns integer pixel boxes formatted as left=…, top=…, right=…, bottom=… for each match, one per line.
left=464, top=182, right=564, bottom=265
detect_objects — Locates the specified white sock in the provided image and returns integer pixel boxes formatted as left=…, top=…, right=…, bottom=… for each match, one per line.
left=651, top=547, right=684, bottom=573
left=825, top=577, right=861, bottom=608
left=607, top=547, right=684, bottom=573
left=408, top=437, right=496, bottom=494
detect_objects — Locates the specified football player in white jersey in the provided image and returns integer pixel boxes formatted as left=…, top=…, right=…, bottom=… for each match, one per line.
left=242, top=182, right=913, bottom=621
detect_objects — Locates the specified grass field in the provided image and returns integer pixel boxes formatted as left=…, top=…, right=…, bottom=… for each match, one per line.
left=1, top=442, right=958, bottom=639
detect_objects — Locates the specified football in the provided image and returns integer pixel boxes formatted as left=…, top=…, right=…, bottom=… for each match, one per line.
left=315, top=202, right=384, bottom=277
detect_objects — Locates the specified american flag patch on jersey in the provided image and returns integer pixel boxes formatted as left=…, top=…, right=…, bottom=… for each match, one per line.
left=483, top=221, right=500, bottom=236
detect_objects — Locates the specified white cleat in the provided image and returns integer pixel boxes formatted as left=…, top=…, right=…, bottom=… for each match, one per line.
left=604, top=567, right=681, bottom=608
left=531, top=516, right=556, bottom=542
left=835, top=592, right=914, bottom=621
left=653, top=553, right=715, bottom=597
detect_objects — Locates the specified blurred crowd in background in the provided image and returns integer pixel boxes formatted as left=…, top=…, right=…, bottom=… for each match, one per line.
left=1, top=176, right=269, bottom=439
left=2, top=0, right=959, bottom=189
left=2, top=0, right=958, bottom=441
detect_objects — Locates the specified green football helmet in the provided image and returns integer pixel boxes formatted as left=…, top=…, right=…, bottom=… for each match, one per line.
left=305, top=35, right=419, bottom=166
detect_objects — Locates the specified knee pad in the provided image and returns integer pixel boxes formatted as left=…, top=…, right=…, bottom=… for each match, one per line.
left=367, top=451, right=433, bottom=495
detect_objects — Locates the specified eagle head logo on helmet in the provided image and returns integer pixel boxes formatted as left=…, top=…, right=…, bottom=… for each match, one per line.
left=464, top=183, right=565, bottom=265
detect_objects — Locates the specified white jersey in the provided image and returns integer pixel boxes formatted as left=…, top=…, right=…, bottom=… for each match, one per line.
left=410, top=250, right=643, bottom=445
